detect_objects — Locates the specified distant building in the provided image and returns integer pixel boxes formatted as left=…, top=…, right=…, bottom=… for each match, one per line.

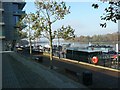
left=0, top=0, right=26, bottom=51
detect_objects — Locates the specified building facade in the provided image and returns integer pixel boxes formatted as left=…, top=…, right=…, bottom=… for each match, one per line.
left=0, top=0, right=26, bottom=51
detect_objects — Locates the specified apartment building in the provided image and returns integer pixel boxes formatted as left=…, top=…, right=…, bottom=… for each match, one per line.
left=0, top=0, right=26, bottom=51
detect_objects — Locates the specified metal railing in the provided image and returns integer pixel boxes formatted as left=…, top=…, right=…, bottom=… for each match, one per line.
left=13, top=10, right=25, bottom=16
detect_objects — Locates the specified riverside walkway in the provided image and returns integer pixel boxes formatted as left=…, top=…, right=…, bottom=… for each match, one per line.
left=2, top=51, right=87, bottom=89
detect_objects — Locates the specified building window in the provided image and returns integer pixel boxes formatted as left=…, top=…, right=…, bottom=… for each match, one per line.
left=13, top=16, right=19, bottom=24
left=0, top=1, right=2, bottom=9
left=13, top=4, right=18, bottom=11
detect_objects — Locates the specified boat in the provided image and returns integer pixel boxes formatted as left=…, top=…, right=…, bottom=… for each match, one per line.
left=66, top=47, right=102, bottom=64
left=87, top=44, right=114, bottom=53
left=66, top=44, right=115, bottom=65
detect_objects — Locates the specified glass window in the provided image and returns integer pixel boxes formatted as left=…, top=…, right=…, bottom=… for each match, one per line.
left=0, top=1, right=2, bottom=9
left=13, top=16, right=19, bottom=24
left=0, top=26, right=2, bottom=36
left=13, top=4, right=18, bottom=11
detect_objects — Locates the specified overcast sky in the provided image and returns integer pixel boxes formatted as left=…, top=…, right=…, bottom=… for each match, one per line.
left=23, top=1, right=118, bottom=37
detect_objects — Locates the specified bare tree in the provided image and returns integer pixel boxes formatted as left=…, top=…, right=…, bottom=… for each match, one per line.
left=32, top=0, right=70, bottom=69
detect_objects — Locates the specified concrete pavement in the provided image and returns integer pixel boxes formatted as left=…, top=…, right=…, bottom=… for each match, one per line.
left=37, top=55, right=120, bottom=89
left=15, top=49, right=120, bottom=89
left=2, top=51, right=88, bottom=89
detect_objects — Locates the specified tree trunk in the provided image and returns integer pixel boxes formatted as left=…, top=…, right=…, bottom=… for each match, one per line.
left=29, top=38, right=32, bottom=54
left=49, top=31, right=53, bottom=69
left=29, top=21, right=32, bottom=55
left=36, top=38, right=38, bottom=47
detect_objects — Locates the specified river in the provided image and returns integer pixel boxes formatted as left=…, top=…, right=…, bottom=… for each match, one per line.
left=31, top=38, right=117, bottom=51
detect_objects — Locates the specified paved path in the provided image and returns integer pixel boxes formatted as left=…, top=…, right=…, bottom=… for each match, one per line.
left=38, top=56, right=120, bottom=89
left=16, top=49, right=120, bottom=89
left=2, top=52, right=87, bottom=89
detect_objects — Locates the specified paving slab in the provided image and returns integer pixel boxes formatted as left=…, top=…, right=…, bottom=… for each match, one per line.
left=2, top=52, right=88, bottom=89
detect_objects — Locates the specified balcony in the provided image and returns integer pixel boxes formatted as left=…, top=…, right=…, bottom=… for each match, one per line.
left=0, top=17, right=5, bottom=25
left=18, top=2, right=26, bottom=10
left=13, top=10, right=25, bottom=16
left=0, top=8, right=4, bottom=12
left=0, top=22, right=5, bottom=25
left=0, top=36, right=5, bottom=39
left=13, top=2, right=26, bottom=10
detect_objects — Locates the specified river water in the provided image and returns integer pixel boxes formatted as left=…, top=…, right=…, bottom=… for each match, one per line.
left=32, top=39, right=117, bottom=51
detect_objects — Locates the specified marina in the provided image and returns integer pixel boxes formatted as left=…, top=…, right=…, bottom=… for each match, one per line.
left=16, top=40, right=120, bottom=70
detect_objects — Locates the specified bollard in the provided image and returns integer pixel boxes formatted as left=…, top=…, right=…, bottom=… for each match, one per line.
left=82, top=71, right=92, bottom=86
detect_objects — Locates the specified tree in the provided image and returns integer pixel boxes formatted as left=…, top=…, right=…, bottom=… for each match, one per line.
left=54, top=25, right=75, bottom=58
left=18, top=30, right=27, bottom=39
left=9, top=15, right=27, bottom=51
left=55, top=25, right=75, bottom=40
left=33, top=0, right=70, bottom=69
left=31, top=14, right=43, bottom=47
left=92, top=0, right=120, bottom=28
left=23, top=13, right=35, bottom=54
left=32, top=30, right=42, bottom=47
left=16, top=15, right=27, bottom=30
left=72, top=32, right=119, bottom=44
left=19, top=13, right=42, bottom=54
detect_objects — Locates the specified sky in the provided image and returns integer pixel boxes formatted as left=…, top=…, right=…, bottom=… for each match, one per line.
left=23, top=0, right=118, bottom=37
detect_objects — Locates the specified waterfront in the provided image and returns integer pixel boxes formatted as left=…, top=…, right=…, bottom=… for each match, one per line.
left=32, top=39, right=117, bottom=51
left=16, top=49, right=120, bottom=89
left=26, top=39, right=120, bottom=70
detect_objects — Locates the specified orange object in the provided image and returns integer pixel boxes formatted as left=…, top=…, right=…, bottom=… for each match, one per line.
left=92, top=56, right=98, bottom=64
left=112, top=55, right=117, bottom=59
